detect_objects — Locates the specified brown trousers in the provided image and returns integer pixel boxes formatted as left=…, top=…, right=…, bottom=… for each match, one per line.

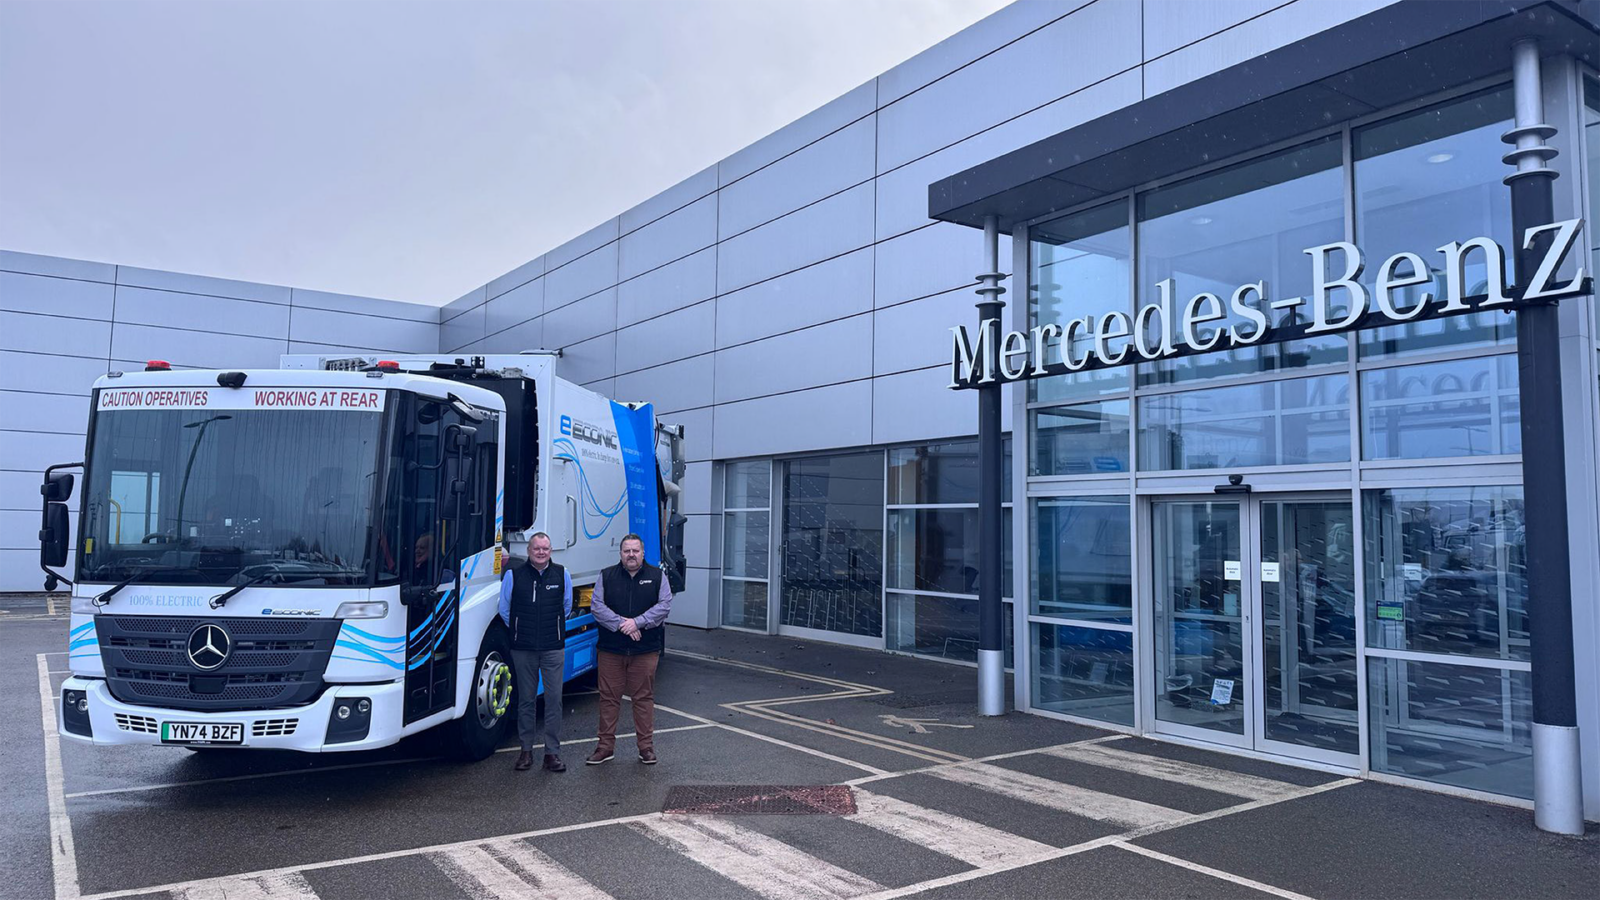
left=595, top=649, right=660, bottom=753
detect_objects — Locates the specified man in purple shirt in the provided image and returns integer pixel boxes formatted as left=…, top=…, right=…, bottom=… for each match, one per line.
left=587, top=533, right=673, bottom=765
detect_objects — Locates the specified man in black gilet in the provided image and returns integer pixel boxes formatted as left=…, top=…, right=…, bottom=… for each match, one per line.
left=498, top=531, right=572, bottom=772
left=586, top=533, right=673, bottom=765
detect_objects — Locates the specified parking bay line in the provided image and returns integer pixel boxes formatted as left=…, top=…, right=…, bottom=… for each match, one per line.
left=1113, top=842, right=1318, bottom=900
left=37, top=653, right=82, bottom=900
left=175, top=872, right=320, bottom=900
left=430, top=842, right=609, bottom=900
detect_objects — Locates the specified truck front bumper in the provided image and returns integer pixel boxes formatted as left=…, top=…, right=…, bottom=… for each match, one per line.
left=61, top=676, right=414, bottom=753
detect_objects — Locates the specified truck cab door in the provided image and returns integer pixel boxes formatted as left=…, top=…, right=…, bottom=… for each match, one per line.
left=398, top=398, right=467, bottom=724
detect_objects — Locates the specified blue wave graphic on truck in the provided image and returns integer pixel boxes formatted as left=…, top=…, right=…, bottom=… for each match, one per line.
left=552, top=436, right=627, bottom=538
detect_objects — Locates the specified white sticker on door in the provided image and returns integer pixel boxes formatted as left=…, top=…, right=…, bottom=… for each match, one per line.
left=1261, top=562, right=1281, bottom=583
left=1224, top=560, right=1242, bottom=580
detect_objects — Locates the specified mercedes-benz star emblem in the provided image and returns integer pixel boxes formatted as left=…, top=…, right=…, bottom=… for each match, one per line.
left=186, top=623, right=232, bottom=670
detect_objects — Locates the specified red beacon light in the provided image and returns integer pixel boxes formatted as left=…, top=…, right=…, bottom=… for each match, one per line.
left=375, top=360, right=400, bottom=373
left=144, top=360, right=171, bottom=372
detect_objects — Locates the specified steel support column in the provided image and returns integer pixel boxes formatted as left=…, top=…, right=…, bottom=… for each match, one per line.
left=976, top=215, right=1008, bottom=716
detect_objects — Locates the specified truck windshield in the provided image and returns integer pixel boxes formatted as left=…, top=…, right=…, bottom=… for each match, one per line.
left=77, top=406, right=385, bottom=585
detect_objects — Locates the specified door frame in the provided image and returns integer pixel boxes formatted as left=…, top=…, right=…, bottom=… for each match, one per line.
left=771, top=452, right=888, bottom=649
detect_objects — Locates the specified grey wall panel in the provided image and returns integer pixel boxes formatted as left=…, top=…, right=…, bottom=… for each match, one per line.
left=291, top=288, right=438, bottom=323
left=290, top=307, right=437, bottom=353
left=714, top=380, right=872, bottom=459
left=545, top=242, right=618, bottom=312
left=117, top=286, right=291, bottom=339
left=684, top=512, right=717, bottom=574
left=0, top=470, right=49, bottom=509
left=0, top=270, right=116, bottom=320
left=442, top=285, right=488, bottom=321
left=440, top=303, right=488, bottom=353
left=668, top=405, right=713, bottom=462
left=110, top=323, right=286, bottom=370
left=551, top=331, right=615, bottom=386
left=0, top=509, right=76, bottom=549
left=716, top=182, right=874, bottom=295
left=876, top=0, right=1140, bottom=172
left=616, top=299, right=714, bottom=374
left=1142, top=0, right=1285, bottom=60
left=674, top=565, right=715, bottom=629
left=0, top=351, right=106, bottom=396
left=682, top=461, right=712, bottom=514
left=486, top=256, right=545, bottom=301
left=718, top=117, right=876, bottom=240
left=0, top=549, right=70, bottom=585
left=544, top=287, right=616, bottom=350
left=544, top=217, right=620, bottom=271
left=714, top=248, right=874, bottom=349
left=873, top=224, right=989, bottom=310
left=714, top=314, right=873, bottom=405
left=617, top=247, right=717, bottom=328
left=871, top=365, right=980, bottom=447
left=622, top=163, right=718, bottom=235
left=2, top=311, right=111, bottom=357
left=1143, top=0, right=1396, bottom=97
left=486, top=277, right=542, bottom=337
left=0, top=428, right=87, bottom=474
left=877, top=0, right=1080, bottom=105
left=615, top=353, right=714, bottom=414
left=0, top=389, right=89, bottom=436
left=478, top=316, right=542, bottom=354
left=581, top=376, right=615, bottom=397
left=720, top=81, right=877, bottom=187
left=873, top=69, right=1143, bottom=238
left=619, top=194, right=717, bottom=281
left=116, top=265, right=291, bottom=305
left=0, top=249, right=116, bottom=283
left=873, top=288, right=979, bottom=376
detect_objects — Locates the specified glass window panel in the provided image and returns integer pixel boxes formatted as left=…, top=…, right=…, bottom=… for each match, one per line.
left=726, top=460, right=771, bottom=509
left=887, top=593, right=1013, bottom=665
left=1356, top=87, right=1516, bottom=358
left=1137, top=374, right=1351, bottom=470
left=1367, top=658, right=1531, bottom=799
left=1032, top=623, right=1134, bottom=725
left=780, top=453, right=885, bottom=637
left=1361, top=355, right=1520, bottom=459
left=1363, top=486, right=1527, bottom=662
left=721, top=579, right=768, bottom=630
left=887, top=508, right=977, bottom=594
left=1586, top=77, right=1600, bottom=329
left=1030, top=399, right=1129, bottom=476
left=1031, top=497, right=1131, bottom=622
left=722, top=510, right=770, bottom=579
left=1137, top=137, right=1348, bottom=386
left=889, top=441, right=977, bottom=505
left=1029, top=202, right=1131, bottom=403
left=1152, top=500, right=1245, bottom=735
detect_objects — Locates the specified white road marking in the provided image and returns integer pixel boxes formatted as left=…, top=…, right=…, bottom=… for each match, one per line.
left=654, top=702, right=889, bottom=776
left=1115, top=842, right=1318, bottom=900
left=37, top=653, right=80, bottom=900
left=632, top=816, right=883, bottom=900
left=431, top=843, right=609, bottom=900
left=840, top=735, right=1128, bottom=786
left=48, top=594, right=57, bottom=615
left=491, top=722, right=713, bottom=753
left=1044, top=743, right=1304, bottom=801
left=847, top=789, right=1052, bottom=867
left=930, top=762, right=1186, bottom=829
left=177, top=872, right=320, bottom=900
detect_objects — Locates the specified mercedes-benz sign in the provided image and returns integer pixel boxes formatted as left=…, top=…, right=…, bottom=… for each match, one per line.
left=186, top=623, right=232, bottom=670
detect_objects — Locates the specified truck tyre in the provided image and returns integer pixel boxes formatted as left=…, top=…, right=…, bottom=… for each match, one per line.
left=453, top=626, right=514, bottom=760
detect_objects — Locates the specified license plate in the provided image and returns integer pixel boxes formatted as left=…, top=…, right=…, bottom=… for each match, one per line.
left=160, top=722, right=244, bottom=745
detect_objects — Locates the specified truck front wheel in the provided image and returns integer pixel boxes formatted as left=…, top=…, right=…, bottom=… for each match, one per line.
left=452, top=627, right=514, bottom=760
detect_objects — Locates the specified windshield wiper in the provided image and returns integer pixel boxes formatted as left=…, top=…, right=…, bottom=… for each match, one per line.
left=208, top=571, right=278, bottom=609
left=208, top=560, right=360, bottom=609
left=94, top=570, right=147, bottom=606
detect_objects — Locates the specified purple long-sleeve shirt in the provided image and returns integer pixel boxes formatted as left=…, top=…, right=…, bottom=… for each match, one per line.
left=589, top=565, right=673, bottom=632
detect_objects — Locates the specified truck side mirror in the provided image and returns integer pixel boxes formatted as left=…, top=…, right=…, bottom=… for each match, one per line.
left=42, top=472, right=75, bottom=502
left=40, top=503, right=70, bottom=568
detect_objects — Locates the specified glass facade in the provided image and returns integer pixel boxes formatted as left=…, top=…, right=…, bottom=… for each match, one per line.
left=721, top=461, right=771, bottom=630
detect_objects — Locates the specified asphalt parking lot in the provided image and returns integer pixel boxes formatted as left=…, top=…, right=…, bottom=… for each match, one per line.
left=4, top=593, right=1597, bottom=900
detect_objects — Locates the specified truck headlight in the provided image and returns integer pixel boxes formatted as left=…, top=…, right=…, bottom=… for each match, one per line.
left=334, top=601, right=388, bottom=619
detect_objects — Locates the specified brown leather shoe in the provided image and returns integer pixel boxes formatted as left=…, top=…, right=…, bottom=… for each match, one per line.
left=586, top=747, right=614, bottom=765
left=544, top=754, right=567, bottom=773
left=513, top=750, right=534, bottom=771
left=638, top=748, right=657, bottom=765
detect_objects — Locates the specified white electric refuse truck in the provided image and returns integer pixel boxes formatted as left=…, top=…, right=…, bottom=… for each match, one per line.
left=39, top=353, right=686, bottom=758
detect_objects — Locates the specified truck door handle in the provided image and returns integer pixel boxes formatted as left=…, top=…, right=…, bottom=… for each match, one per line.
left=566, top=496, right=578, bottom=548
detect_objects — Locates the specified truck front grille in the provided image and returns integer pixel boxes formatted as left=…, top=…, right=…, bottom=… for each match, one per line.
left=98, top=615, right=339, bottom=712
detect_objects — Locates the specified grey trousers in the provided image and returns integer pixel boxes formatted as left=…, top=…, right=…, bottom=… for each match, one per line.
left=511, top=648, right=565, bottom=755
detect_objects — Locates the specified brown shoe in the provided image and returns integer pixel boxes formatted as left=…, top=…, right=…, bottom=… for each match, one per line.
left=513, top=750, right=534, bottom=771
left=638, top=748, right=657, bottom=765
left=586, top=747, right=614, bottom=765
left=544, top=754, right=567, bottom=773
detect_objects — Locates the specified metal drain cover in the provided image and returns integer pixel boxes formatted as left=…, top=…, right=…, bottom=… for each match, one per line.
left=662, top=785, right=856, bottom=816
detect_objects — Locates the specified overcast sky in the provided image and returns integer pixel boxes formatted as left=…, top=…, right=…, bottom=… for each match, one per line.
left=0, top=0, right=1011, bottom=306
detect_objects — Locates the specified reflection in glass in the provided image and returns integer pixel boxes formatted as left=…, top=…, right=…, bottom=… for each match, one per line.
left=1363, top=486, right=1527, bottom=661
left=1356, top=88, right=1515, bottom=357
left=722, top=579, right=768, bottom=630
left=1361, top=355, right=1520, bottom=459
left=1260, top=500, right=1359, bottom=755
left=1033, top=623, right=1135, bottom=725
left=1138, top=375, right=1350, bottom=470
left=1030, top=400, right=1130, bottom=475
left=726, top=460, right=772, bottom=509
left=1031, top=497, right=1130, bottom=622
left=887, top=594, right=1013, bottom=664
left=1030, top=202, right=1131, bottom=403
left=1586, top=77, right=1600, bottom=326
left=887, top=438, right=1012, bottom=505
left=722, top=511, right=770, bottom=579
left=1138, top=137, right=1347, bottom=385
left=1368, top=658, right=1531, bottom=798
left=780, top=453, right=885, bottom=637
left=1153, top=501, right=1244, bottom=735
left=887, top=508, right=979, bottom=594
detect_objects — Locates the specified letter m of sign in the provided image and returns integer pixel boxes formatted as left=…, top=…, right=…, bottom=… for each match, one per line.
left=949, top=319, right=999, bottom=388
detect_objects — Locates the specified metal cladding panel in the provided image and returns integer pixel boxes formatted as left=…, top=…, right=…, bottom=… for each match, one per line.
left=684, top=513, right=717, bottom=574
left=619, top=194, right=717, bottom=281
left=673, top=565, right=716, bottom=629
left=713, top=380, right=872, bottom=459
left=544, top=287, right=616, bottom=349
left=0, top=270, right=116, bottom=320
left=0, top=350, right=107, bottom=396
left=442, top=284, right=488, bottom=321
left=0, top=249, right=116, bottom=283
left=714, top=314, right=873, bottom=405
left=876, top=0, right=1078, bottom=106
left=2, top=470, right=53, bottom=508
left=667, top=405, right=713, bottom=463
left=2, top=310, right=104, bottom=357
left=618, top=247, right=717, bottom=327
left=616, top=300, right=714, bottom=373
left=545, top=242, right=618, bottom=312
left=544, top=217, right=620, bottom=272
left=873, top=223, right=997, bottom=310
left=714, top=247, right=873, bottom=349
left=115, top=266, right=290, bottom=305
left=871, top=365, right=1015, bottom=447
left=1141, top=0, right=1285, bottom=59
left=552, top=331, right=616, bottom=386
left=0, top=508, right=77, bottom=547
left=110, top=322, right=286, bottom=370
left=0, top=388, right=89, bottom=436
left=720, top=81, right=877, bottom=187
left=0, top=429, right=88, bottom=475
left=479, top=317, right=543, bottom=355
left=623, top=164, right=718, bottom=235
left=877, top=0, right=1141, bottom=172
left=718, top=117, right=877, bottom=240
left=486, top=277, right=542, bottom=338
left=289, top=288, right=437, bottom=324
left=118, top=286, right=291, bottom=340
left=615, top=353, right=714, bottom=415
left=440, top=303, right=487, bottom=353
left=874, top=289, right=983, bottom=376
left=681, top=461, right=712, bottom=515
left=716, top=182, right=874, bottom=295
left=289, top=307, right=437, bottom=354
left=486, top=256, right=545, bottom=301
